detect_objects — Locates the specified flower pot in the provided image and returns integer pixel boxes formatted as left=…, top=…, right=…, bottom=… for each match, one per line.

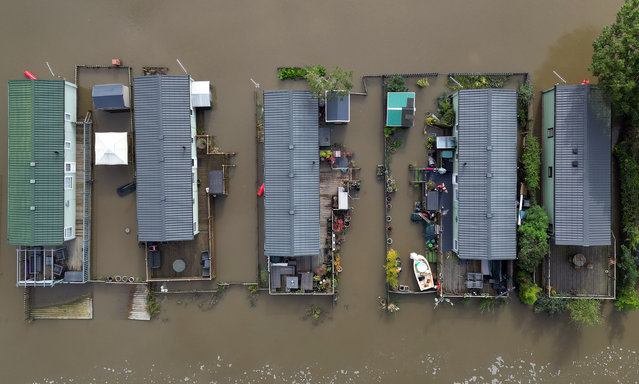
left=386, top=216, right=392, bottom=223
left=387, top=238, right=393, bottom=245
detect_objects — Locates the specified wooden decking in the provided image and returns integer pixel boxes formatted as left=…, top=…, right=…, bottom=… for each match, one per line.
left=29, top=295, right=93, bottom=320
left=546, top=243, right=614, bottom=298
left=440, top=252, right=507, bottom=297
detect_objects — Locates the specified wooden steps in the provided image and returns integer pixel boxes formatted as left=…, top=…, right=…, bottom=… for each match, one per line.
left=128, top=285, right=151, bottom=321
left=30, top=295, right=93, bottom=320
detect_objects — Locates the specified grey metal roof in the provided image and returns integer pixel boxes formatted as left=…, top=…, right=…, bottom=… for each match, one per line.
left=208, top=170, right=224, bottom=195
left=263, top=90, right=320, bottom=257
left=325, top=91, right=350, bottom=122
left=554, top=85, right=611, bottom=246
left=457, top=89, right=517, bottom=260
left=93, top=84, right=128, bottom=110
left=134, top=75, right=194, bottom=242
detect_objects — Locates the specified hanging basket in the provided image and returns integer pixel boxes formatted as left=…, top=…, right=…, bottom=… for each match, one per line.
left=386, top=216, right=392, bottom=223
left=387, top=238, right=393, bottom=245
left=196, top=137, right=207, bottom=150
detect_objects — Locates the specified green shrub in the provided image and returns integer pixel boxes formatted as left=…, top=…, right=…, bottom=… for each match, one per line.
left=566, top=299, right=603, bottom=326
left=416, top=78, right=430, bottom=88
left=517, top=205, right=549, bottom=274
left=614, top=139, right=639, bottom=246
left=384, top=249, right=400, bottom=290
left=146, top=295, right=161, bottom=318
left=517, top=82, right=534, bottom=107
left=437, top=94, right=455, bottom=127
left=278, top=67, right=307, bottom=80
left=518, top=273, right=542, bottom=305
left=447, top=75, right=510, bottom=91
left=521, top=131, right=541, bottom=194
left=615, top=286, right=639, bottom=311
left=590, top=0, right=639, bottom=124
left=303, top=65, right=352, bottom=99
left=386, top=76, right=408, bottom=92
left=384, top=126, right=398, bottom=139
left=534, top=295, right=568, bottom=315
left=618, top=244, right=639, bottom=289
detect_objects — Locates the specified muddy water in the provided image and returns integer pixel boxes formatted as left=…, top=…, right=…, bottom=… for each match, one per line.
left=1, top=1, right=637, bottom=383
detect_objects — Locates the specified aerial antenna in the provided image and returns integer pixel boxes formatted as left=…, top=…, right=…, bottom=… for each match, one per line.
left=250, top=78, right=260, bottom=88
left=553, top=70, right=567, bottom=85
left=45, top=61, right=65, bottom=80
left=448, top=76, right=463, bottom=89
left=176, top=58, right=188, bottom=75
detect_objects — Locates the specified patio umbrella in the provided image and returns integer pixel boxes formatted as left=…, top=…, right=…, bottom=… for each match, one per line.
left=95, top=132, right=128, bottom=165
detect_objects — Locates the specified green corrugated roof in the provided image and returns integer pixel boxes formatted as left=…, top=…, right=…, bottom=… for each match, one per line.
left=8, top=80, right=65, bottom=245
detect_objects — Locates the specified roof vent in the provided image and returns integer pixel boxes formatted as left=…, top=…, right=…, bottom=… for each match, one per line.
left=289, top=173, right=294, bottom=178
left=30, top=206, right=36, bottom=211
left=486, top=173, right=492, bottom=178
left=30, top=179, right=36, bottom=184
left=161, top=196, right=166, bottom=202
left=30, top=162, right=36, bottom=167
left=160, top=157, right=165, bottom=162
left=289, top=210, right=295, bottom=215
left=572, top=161, right=578, bottom=167
left=158, top=135, right=164, bottom=140
left=486, top=213, right=493, bottom=218
left=289, top=144, right=294, bottom=150
left=486, top=145, right=493, bottom=151
left=572, top=147, right=578, bottom=154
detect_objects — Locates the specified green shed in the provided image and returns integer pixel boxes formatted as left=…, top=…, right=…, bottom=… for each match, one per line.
left=386, top=92, right=415, bottom=127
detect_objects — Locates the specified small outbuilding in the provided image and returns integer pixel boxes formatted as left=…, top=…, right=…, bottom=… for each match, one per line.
left=191, top=81, right=212, bottom=108
left=95, top=132, right=128, bottom=165
left=386, top=92, right=415, bottom=127
left=325, top=91, right=350, bottom=123
left=92, top=84, right=130, bottom=111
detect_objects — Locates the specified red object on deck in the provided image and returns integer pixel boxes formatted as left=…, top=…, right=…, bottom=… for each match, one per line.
left=581, top=79, right=590, bottom=85
left=257, top=183, right=265, bottom=196
left=24, top=70, right=37, bottom=80
left=112, top=58, right=121, bottom=66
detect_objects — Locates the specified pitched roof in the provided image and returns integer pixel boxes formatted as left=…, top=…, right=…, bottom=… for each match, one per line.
left=554, top=85, right=611, bottom=246
left=456, top=89, right=517, bottom=260
left=8, top=79, right=66, bottom=246
left=263, top=90, right=320, bottom=257
left=134, top=75, right=194, bottom=242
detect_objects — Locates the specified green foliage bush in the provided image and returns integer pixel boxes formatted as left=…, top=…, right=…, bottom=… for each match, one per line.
left=518, top=272, right=542, bottom=305
left=417, top=78, right=430, bottom=88
left=521, top=131, right=541, bottom=194
left=447, top=75, right=510, bottom=91
left=517, top=83, right=534, bottom=128
left=567, top=299, right=603, bottom=326
left=534, top=295, right=568, bottom=315
left=303, top=65, right=352, bottom=99
left=278, top=67, right=307, bottom=80
left=386, top=76, right=408, bottom=92
left=615, top=286, right=639, bottom=311
left=590, top=0, right=639, bottom=123
left=437, top=94, right=455, bottom=127
left=618, top=245, right=639, bottom=288
left=517, top=205, right=549, bottom=274
left=384, top=249, right=400, bottom=290
left=614, top=139, right=639, bottom=247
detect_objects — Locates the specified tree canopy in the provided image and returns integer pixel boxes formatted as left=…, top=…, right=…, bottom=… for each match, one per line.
left=591, top=0, right=639, bottom=123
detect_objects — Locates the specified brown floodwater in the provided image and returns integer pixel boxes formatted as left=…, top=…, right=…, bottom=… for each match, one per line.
left=1, top=1, right=637, bottom=383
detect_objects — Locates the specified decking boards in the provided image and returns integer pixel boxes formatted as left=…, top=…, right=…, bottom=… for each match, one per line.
left=547, top=244, right=613, bottom=297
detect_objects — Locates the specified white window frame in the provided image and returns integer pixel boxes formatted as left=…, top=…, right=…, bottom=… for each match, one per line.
left=454, top=188, right=459, bottom=202
left=193, top=221, right=198, bottom=233
left=65, top=176, right=73, bottom=190
left=65, top=162, right=76, bottom=173
left=65, top=113, right=71, bottom=121
left=454, top=239, right=458, bottom=252
left=64, top=226, right=72, bottom=238
left=65, top=141, right=72, bottom=149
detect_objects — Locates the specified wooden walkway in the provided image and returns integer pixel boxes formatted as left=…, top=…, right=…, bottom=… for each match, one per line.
left=546, top=244, right=614, bottom=298
left=30, top=295, right=93, bottom=320
left=128, top=285, right=150, bottom=321
left=66, top=125, right=87, bottom=272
